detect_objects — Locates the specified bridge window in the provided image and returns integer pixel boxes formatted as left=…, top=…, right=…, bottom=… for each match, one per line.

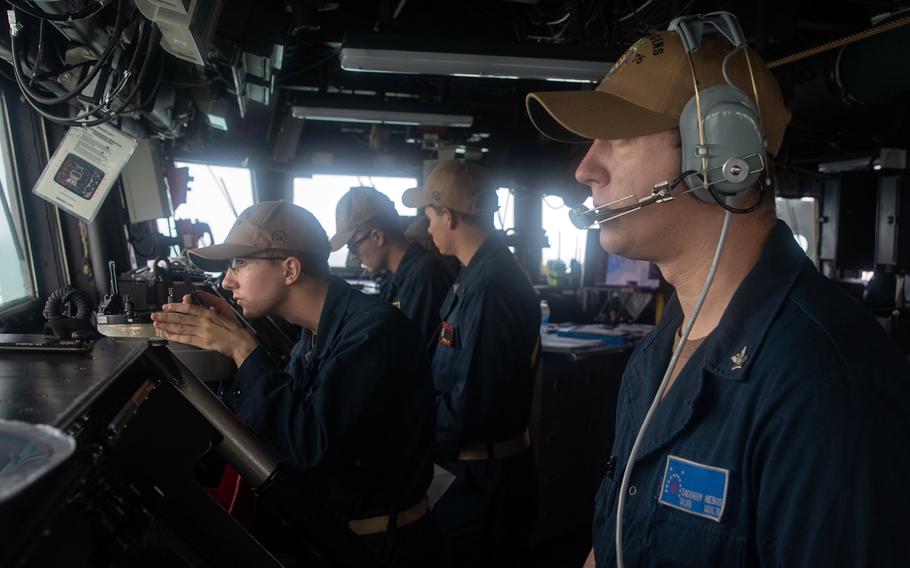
left=0, top=94, right=35, bottom=310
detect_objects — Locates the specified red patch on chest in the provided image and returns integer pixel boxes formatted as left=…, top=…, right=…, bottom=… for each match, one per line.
left=439, top=322, right=455, bottom=347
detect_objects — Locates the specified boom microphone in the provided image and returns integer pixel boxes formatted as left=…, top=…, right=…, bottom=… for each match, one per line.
left=568, top=170, right=696, bottom=229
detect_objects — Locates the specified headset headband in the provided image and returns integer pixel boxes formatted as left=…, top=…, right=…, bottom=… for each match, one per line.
left=669, top=11, right=747, bottom=52
left=668, top=11, right=771, bottom=197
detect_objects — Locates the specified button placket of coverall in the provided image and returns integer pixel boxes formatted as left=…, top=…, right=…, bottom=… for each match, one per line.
left=296, top=344, right=320, bottom=403
left=441, top=282, right=460, bottom=319
left=634, top=371, right=705, bottom=465
left=622, top=327, right=706, bottom=468
left=612, top=463, right=650, bottom=554
left=383, top=279, right=400, bottom=303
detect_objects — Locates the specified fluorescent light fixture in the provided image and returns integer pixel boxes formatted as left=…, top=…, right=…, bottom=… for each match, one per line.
left=545, top=77, right=602, bottom=84
left=818, top=149, right=907, bottom=173
left=817, top=157, right=874, bottom=174
left=291, top=106, right=473, bottom=127
left=452, top=73, right=521, bottom=80
left=341, top=47, right=607, bottom=83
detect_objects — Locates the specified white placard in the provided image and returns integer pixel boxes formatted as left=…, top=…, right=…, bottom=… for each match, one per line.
left=32, top=124, right=138, bottom=223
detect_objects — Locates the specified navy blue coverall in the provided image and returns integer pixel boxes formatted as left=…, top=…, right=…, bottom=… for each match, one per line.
left=379, top=242, right=455, bottom=344
left=430, top=235, right=541, bottom=567
left=224, top=276, right=442, bottom=567
left=593, top=221, right=910, bottom=567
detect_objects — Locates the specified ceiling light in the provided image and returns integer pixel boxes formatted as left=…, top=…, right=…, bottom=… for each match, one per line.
left=545, top=77, right=601, bottom=84
left=291, top=106, right=473, bottom=127
left=818, top=149, right=907, bottom=173
left=340, top=34, right=611, bottom=83
left=818, top=157, right=874, bottom=174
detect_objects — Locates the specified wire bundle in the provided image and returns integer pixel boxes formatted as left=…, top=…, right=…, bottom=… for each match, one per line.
left=43, top=286, right=92, bottom=320
left=6, top=0, right=108, bottom=22
left=6, top=0, right=161, bottom=127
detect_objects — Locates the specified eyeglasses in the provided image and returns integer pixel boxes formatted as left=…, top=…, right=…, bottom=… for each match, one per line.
left=228, top=257, right=287, bottom=275
left=347, top=233, right=371, bottom=255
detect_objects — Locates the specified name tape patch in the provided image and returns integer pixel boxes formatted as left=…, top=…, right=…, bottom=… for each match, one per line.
left=658, top=455, right=729, bottom=522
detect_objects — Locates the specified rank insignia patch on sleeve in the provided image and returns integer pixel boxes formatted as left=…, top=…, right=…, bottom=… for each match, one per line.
left=439, top=322, right=455, bottom=347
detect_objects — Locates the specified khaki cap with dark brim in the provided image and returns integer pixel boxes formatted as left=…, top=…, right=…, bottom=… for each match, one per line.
left=526, top=31, right=791, bottom=155
left=188, top=201, right=330, bottom=272
left=329, top=187, right=400, bottom=252
left=403, top=160, right=498, bottom=215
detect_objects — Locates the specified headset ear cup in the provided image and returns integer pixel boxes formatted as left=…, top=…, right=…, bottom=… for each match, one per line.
left=679, top=84, right=767, bottom=202
left=679, top=99, right=714, bottom=203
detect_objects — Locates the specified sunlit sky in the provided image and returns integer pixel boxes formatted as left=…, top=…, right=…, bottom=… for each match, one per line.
left=542, top=194, right=594, bottom=270
left=158, top=163, right=255, bottom=247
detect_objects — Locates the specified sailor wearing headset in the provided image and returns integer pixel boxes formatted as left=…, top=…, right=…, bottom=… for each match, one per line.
left=527, top=12, right=910, bottom=568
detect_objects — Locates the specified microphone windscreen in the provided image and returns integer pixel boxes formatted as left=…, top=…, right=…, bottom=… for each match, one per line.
left=568, top=205, right=594, bottom=230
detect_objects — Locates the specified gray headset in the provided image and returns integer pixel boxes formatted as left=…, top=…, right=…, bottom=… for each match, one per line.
left=669, top=12, right=770, bottom=205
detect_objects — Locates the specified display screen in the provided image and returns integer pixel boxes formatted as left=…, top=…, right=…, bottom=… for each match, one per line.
left=604, top=254, right=662, bottom=289
left=54, top=153, right=106, bottom=200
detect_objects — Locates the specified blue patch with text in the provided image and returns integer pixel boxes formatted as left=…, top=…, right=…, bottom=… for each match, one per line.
left=658, top=455, right=729, bottom=522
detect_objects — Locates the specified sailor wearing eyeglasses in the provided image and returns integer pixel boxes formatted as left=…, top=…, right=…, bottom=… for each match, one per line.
left=151, top=200, right=443, bottom=568
left=331, top=186, right=455, bottom=344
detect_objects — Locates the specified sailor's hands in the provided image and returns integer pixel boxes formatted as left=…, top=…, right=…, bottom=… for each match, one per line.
left=152, top=294, right=258, bottom=366
left=191, top=289, right=235, bottom=318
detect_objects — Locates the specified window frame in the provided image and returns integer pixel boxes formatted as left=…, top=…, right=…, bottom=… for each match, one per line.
left=0, top=91, right=37, bottom=315
left=495, top=187, right=515, bottom=233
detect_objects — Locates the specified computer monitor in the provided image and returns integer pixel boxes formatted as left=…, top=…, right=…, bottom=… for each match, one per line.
left=604, top=254, right=661, bottom=289
left=582, top=229, right=662, bottom=289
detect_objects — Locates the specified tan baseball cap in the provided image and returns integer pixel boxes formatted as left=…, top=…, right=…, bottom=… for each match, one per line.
left=188, top=201, right=330, bottom=272
left=402, top=160, right=498, bottom=215
left=526, top=31, right=790, bottom=155
left=329, top=186, right=400, bottom=252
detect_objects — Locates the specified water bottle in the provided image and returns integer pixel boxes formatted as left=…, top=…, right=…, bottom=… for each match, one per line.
left=540, top=299, right=551, bottom=326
